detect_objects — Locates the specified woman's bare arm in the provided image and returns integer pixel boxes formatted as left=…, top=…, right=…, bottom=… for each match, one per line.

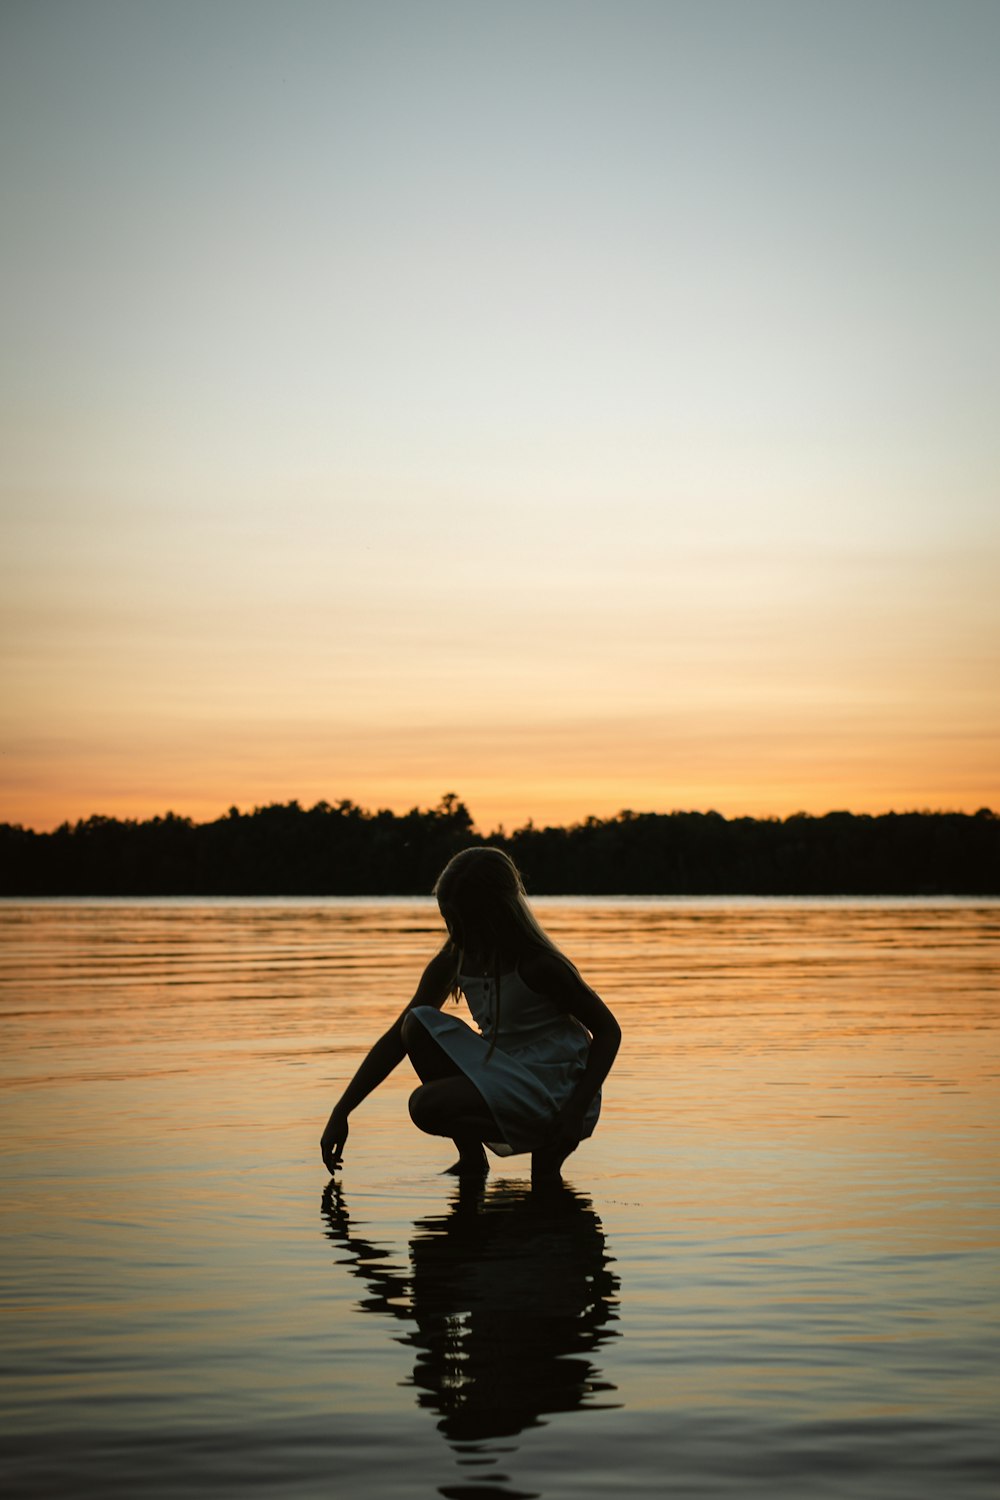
left=519, top=948, right=622, bottom=1140
left=320, top=943, right=458, bottom=1171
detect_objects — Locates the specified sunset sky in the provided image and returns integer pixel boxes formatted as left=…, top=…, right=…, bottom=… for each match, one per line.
left=2, top=0, right=998, bottom=834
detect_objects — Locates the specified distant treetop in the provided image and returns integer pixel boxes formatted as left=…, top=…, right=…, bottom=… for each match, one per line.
left=0, top=797, right=996, bottom=897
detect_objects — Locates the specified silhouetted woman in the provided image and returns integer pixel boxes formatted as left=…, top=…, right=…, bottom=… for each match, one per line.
left=320, top=846, right=621, bottom=1182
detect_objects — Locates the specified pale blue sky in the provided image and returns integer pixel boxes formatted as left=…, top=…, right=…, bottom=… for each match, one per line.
left=2, top=1, right=998, bottom=828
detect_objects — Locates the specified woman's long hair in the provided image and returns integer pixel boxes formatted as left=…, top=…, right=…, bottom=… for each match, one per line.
left=433, top=847, right=575, bottom=1061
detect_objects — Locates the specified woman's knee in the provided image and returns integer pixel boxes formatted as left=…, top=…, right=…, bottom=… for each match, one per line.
left=408, top=1082, right=441, bottom=1134
left=402, top=1009, right=459, bottom=1085
left=401, top=1007, right=433, bottom=1055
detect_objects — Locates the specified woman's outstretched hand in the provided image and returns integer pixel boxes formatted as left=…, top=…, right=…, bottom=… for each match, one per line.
left=321, top=1107, right=349, bottom=1173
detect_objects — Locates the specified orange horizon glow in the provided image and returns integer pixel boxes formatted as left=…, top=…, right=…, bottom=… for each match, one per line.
left=6, top=773, right=996, bottom=839
left=2, top=7, right=998, bottom=840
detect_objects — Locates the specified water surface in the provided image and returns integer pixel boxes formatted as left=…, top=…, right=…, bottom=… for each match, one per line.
left=2, top=898, right=998, bottom=1497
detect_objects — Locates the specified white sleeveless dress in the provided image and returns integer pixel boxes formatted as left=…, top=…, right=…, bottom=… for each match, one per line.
left=410, top=967, right=601, bottom=1156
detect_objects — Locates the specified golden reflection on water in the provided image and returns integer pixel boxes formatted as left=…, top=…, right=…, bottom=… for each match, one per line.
left=321, top=1177, right=619, bottom=1447
left=1, top=899, right=998, bottom=1498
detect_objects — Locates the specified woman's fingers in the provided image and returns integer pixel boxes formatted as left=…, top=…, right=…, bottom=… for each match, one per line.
left=321, top=1117, right=348, bottom=1172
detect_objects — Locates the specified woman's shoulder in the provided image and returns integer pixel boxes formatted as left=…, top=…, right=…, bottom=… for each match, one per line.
left=517, top=944, right=577, bottom=995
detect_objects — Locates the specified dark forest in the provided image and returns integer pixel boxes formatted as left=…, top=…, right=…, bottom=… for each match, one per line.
left=1, top=795, right=997, bottom=896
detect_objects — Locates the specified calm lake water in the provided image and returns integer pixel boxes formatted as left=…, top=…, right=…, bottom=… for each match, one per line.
left=1, top=897, right=998, bottom=1499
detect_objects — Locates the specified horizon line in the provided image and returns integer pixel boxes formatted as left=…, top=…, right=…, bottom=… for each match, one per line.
left=5, top=795, right=997, bottom=839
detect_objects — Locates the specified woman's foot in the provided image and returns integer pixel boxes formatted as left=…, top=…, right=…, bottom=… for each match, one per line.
left=531, top=1140, right=577, bottom=1185
left=443, top=1142, right=489, bottom=1177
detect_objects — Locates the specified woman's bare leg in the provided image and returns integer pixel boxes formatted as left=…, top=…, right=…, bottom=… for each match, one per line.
left=400, top=1011, right=462, bottom=1084
left=531, top=1138, right=578, bottom=1185
left=401, top=1013, right=502, bottom=1173
left=408, top=1076, right=499, bottom=1175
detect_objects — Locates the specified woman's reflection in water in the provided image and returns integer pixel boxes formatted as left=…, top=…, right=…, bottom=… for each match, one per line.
left=321, top=1177, right=620, bottom=1491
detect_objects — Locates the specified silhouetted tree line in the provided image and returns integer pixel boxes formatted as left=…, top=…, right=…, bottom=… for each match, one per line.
left=1, top=794, right=997, bottom=896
